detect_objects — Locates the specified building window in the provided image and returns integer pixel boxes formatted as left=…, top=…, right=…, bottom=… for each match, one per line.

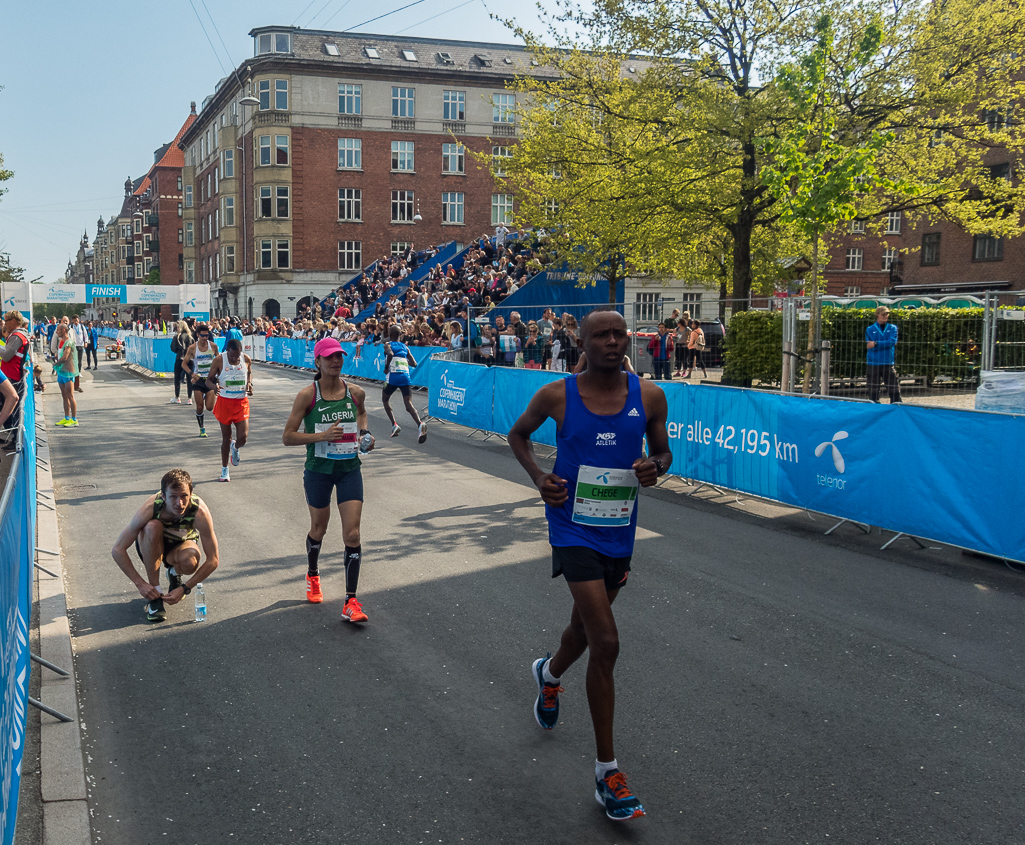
left=492, top=193, right=514, bottom=225
left=338, top=84, right=362, bottom=114
left=989, top=162, right=1012, bottom=181
left=885, top=212, right=901, bottom=234
left=845, top=248, right=863, bottom=271
left=921, top=233, right=941, bottom=266
left=442, top=192, right=464, bottom=224
left=984, top=108, right=1008, bottom=132
left=178, top=227, right=184, bottom=244
left=257, top=32, right=291, bottom=55
left=338, top=241, right=362, bottom=271
left=259, top=186, right=273, bottom=218
left=222, top=196, right=234, bottom=226
left=442, top=143, right=464, bottom=174
left=391, top=190, right=414, bottom=223
left=338, top=138, right=362, bottom=169
left=276, top=239, right=290, bottom=268
left=185, top=261, right=195, bottom=283
left=259, top=135, right=271, bottom=166
left=259, top=239, right=273, bottom=269
left=492, top=146, right=512, bottom=176
left=391, top=87, right=415, bottom=118
left=443, top=90, right=465, bottom=121
left=275, top=79, right=288, bottom=111
left=338, top=188, right=362, bottom=222
left=848, top=219, right=866, bottom=234
left=277, top=186, right=290, bottom=218
left=135, top=262, right=143, bottom=278
left=391, top=140, right=415, bottom=171
left=275, top=135, right=289, bottom=165
left=222, top=150, right=234, bottom=178
left=258, top=80, right=270, bottom=111
left=844, top=285, right=862, bottom=297
left=493, top=93, right=515, bottom=124
left=224, top=245, right=236, bottom=273
left=391, top=242, right=412, bottom=256
left=135, top=240, right=142, bottom=254
left=144, top=258, right=152, bottom=274
left=882, top=248, right=898, bottom=270
left=144, top=234, right=151, bottom=250
left=973, top=235, right=1004, bottom=261
left=177, top=175, right=183, bottom=190
left=635, top=293, right=659, bottom=321
left=134, top=219, right=142, bottom=234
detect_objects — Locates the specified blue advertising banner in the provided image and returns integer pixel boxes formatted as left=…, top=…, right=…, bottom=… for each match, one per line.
left=660, top=383, right=1025, bottom=561
left=263, top=338, right=445, bottom=387
left=492, top=367, right=567, bottom=447
left=427, top=361, right=496, bottom=430
left=0, top=369, right=36, bottom=843
left=124, top=336, right=176, bottom=374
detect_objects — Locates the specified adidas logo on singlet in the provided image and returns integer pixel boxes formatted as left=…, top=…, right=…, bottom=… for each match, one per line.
left=628, top=408, right=640, bottom=417
left=596, top=432, right=617, bottom=446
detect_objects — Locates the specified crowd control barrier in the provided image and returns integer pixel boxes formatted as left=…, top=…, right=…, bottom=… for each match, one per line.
left=263, top=338, right=446, bottom=385
left=0, top=367, right=37, bottom=843
left=426, top=360, right=1025, bottom=563
left=124, top=335, right=176, bottom=374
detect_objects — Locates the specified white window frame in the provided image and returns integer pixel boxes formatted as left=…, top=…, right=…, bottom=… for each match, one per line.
left=493, top=93, right=515, bottom=124
left=492, top=146, right=511, bottom=176
left=338, top=188, right=362, bottom=222
left=338, top=240, right=362, bottom=271
left=259, top=239, right=273, bottom=269
left=442, top=192, right=464, bottom=224
left=442, top=143, right=465, bottom=174
left=222, top=149, right=234, bottom=179
left=882, top=248, right=897, bottom=270
left=222, top=196, right=235, bottom=227
left=259, top=135, right=271, bottom=166
left=491, top=193, right=514, bottom=225
left=276, top=239, right=290, bottom=269
left=391, top=140, right=415, bottom=172
left=338, top=84, right=362, bottom=115
left=258, top=80, right=270, bottom=111
left=224, top=245, right=236, bottom=273
left=845, top=248, right=864, bottom=271
left=391, top=87, right=415, bottom=118
left=885, top=212, right=901, bottom=234
left=443, top=90, right=465, bottom=121
left=338, top=138, right=362, bottom=170
left=844, top=285, right=862, bottom=297
left=391, top=190, right=415, bottom=223
left=275, top=134, right=289, bottom=166
left=275, top=79, right=288, bottom=111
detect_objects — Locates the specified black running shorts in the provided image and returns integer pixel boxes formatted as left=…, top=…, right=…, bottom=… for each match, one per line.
left=303, top=466, right=364, bottom=509
left=551, top=545, right=631, bottom=591
left=382, top=382, right=412, bottom=398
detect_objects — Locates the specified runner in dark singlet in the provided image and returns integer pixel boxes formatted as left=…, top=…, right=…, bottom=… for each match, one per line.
left=282, top=338, right=375, bottom=623
left=111, top=469, right=220, bottom=621
left=509, top=308, right=672, bottom=822
left=181, top=324, right=219, bottom=438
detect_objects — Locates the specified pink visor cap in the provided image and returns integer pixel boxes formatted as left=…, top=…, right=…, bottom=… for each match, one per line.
left=313, top=338, right=347, bottom=359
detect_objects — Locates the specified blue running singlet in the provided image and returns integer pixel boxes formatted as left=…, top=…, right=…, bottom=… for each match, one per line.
left=386, top=341, right=412, bottom=386
left=546, top=373, right=648, bottom=558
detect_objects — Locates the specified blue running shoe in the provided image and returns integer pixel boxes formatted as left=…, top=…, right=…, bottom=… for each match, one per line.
left=532, top=653, right=563, bottom=730
left=230, top=439, right=240, bottom=466
left=595, top=769, right=645, bottom=821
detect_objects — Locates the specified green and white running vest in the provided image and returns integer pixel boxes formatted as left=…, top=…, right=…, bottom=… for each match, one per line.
left=303, top=381, right=360, bottom=474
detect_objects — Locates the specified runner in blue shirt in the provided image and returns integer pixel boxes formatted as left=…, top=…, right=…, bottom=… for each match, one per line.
left=382, top=325, right=427, bottom=443
left=509, top=308, right=672, bottom=822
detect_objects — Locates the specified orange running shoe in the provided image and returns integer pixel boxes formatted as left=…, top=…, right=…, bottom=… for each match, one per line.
left=341, top=596, right=368, bottom=623
left=306, top=574, right=323, bottom=603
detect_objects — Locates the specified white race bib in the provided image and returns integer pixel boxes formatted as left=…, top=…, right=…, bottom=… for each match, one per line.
left=571, top=466, right=639, bottom=527
left=313, top=422, right=359, bottom=459
left=390, top=357, right=409, bottom=375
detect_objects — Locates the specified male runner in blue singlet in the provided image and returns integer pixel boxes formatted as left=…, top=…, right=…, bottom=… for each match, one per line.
left=382, top=324, right=427, bottom=443
left=509, top=308, right=672, bottom=822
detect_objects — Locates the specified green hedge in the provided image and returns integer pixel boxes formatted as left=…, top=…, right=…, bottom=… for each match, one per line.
left=723, top=307, right=1025, bottom=386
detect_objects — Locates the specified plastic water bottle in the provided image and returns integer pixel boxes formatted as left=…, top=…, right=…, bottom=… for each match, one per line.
left=359, top=433, right=374, bottom=454
left=194, top=583, right=207, bottom=621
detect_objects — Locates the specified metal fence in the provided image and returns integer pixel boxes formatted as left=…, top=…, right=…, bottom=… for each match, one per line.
left=776, top=292, right=1025, bottom=408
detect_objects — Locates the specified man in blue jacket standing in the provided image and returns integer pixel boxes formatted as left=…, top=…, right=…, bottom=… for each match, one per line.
left=866, top=306, right=901, bottom=403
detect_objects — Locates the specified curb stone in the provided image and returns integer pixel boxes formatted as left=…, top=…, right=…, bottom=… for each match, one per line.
left=34, top=404, right=93, bottom=845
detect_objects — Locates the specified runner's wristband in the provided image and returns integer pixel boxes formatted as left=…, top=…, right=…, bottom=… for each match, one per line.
left=180, top=583, right=192, bottom=596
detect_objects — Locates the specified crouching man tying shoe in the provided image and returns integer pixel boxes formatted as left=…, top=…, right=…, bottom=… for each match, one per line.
left=111, top=468, right=220, bottom=621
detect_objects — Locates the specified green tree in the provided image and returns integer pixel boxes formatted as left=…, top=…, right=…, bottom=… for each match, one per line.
left=502, top=0, right=1025, bottom=311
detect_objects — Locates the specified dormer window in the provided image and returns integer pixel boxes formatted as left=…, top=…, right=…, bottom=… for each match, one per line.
left=257, top=32, right=291, bottom=55
left=364, top=46, right=380, bottom=59
left=474, top=54, right=493, bottom=67
left=324, top=43, right=340, bottom=56
left=401, top=49, right=418, bottom=62
left=437, top=51, right=454, bottom=65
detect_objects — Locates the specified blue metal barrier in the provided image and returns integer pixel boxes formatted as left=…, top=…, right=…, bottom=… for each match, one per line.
left=124, top=336, right=176, bottom=374
left=425, top=360, right=1025, bottom=562
left=0, top=368, right=36, bottom=843
left=263, top=338, right=446, bottom=386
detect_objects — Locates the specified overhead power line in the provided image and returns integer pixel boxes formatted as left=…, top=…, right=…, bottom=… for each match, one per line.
left=344, top=0, right=429, bottom=33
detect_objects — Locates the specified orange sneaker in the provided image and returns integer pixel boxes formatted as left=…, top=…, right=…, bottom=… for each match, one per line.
left=341, top=596, right=368, bottom=623
left=306, top=574, right=323, bottom=603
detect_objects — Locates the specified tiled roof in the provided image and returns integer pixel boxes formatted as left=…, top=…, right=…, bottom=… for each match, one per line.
left=154, top=112, right=197, bottom=169
left=132, top=175, right=151, bottom=197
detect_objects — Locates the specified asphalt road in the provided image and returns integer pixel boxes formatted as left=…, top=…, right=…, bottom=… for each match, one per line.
left=42, top=363, right=1025, bottom=845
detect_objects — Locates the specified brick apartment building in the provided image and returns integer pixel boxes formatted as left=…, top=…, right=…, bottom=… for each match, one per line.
left=823, top=117, right=1022, bottom=299
left=180, top=26, right=557, bottom=320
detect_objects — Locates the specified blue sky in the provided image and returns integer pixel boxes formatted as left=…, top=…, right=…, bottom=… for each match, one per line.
left=0, top=0, right=553, bottom=285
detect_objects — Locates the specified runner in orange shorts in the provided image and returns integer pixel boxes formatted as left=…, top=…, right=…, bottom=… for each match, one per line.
left=205, top=338, right=253, bottom=482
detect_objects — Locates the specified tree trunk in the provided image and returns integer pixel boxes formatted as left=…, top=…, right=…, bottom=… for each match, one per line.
left=729, top=140, right=760, bottom=313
